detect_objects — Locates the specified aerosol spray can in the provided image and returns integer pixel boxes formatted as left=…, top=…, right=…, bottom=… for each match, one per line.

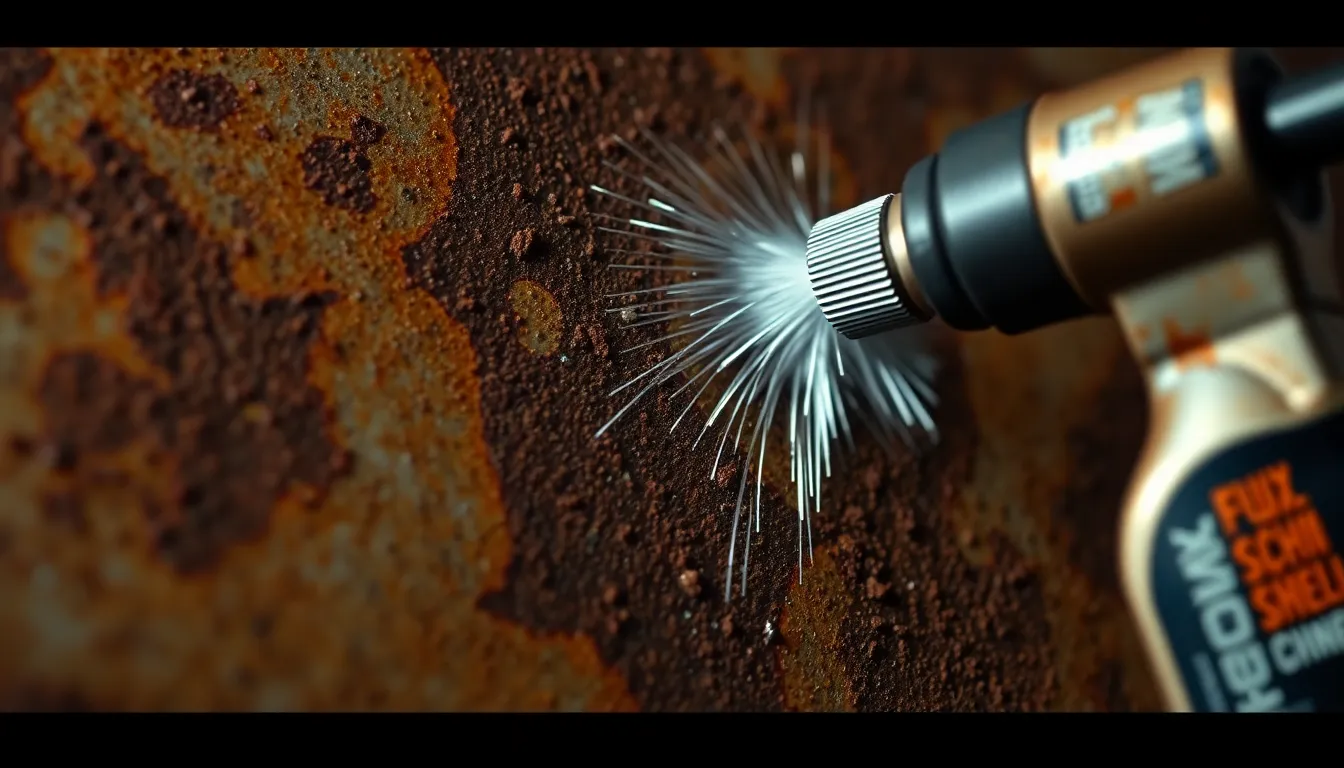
left=806, top=47, right=1344, bottom=710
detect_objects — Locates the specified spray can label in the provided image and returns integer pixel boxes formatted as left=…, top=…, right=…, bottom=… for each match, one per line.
left=1059, top=78, right=1220, bottom=224
left=1151, top=408, right=1344, bottom=712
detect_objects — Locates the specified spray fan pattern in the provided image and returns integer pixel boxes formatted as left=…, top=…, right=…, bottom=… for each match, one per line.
left=591, top=109, right=939, bottom=597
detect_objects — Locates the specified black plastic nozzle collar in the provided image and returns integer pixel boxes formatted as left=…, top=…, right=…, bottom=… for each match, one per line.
left=899, top=103, right=1091, bottom=335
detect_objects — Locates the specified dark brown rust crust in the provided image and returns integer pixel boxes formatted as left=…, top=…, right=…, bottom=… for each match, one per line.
left=2, top=98, right=351, bottom=573
left=418, top=48, right=791, bottom=711
left=82, top=125, right=351, bottom=571
left=797, top=342, right=1058, bottom=711
left=148, top=69, right=241, bottom=132
left=407, top=47, right=1059, bottom=711
left=301, top=134, right=379, bottom=214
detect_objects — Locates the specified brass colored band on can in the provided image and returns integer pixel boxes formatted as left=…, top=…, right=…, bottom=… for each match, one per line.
left=1026, top=47, right=1282, bottom=310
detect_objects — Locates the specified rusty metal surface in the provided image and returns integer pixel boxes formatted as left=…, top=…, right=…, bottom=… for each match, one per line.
left=1, top=46, right=1341, bottom=711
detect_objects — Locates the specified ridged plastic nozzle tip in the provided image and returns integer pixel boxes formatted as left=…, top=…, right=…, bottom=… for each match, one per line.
left=806, top=194, right=921, bottom=340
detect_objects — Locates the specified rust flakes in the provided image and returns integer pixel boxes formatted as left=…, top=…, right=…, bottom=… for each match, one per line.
left=1161, top=318, right=1216, bottom=369
left=301, top=114, right=388, bottom=215
left=777, top=548, right=856, bottom=712
left=38, top=354, right=156, bottom=461
left=301, top=136, right=377, bottom=214
left=350, top=114, right=386, bottom=146
left=508, top=279, right=561, bottom=356
left=5, top=46, right=633, bottom=710
left=148, top=69, right=241, bottom=132
left=509, top=227, right=543, bottom=259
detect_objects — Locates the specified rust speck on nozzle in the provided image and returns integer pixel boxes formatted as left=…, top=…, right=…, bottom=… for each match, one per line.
left=1162, top=317, right=1217, bottom=369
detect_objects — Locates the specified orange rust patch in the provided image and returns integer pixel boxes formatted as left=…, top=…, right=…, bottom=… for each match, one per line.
left=701, top=48, right=796, bottom=107
left=19, top=48, right=457, bottom=300
left=777, top=548, right=856, bottom=711
left=1, top=211, right=163, bottom=387
left=1161, top=317, right=1216, bottom=369
left=508, top=279, right=562, bottom=356
left=4, top=47, right=634, bottom=711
